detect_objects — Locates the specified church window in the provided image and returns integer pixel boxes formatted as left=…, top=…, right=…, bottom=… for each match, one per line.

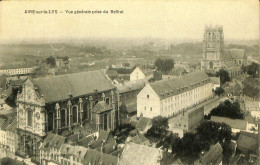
left=105, top=98, right=109, bottom=104
left=27, top=109, right=33, bottom=127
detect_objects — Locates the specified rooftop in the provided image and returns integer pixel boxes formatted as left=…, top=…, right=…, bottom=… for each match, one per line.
left=149, top=71, right=210, bottom=99
left=31, top=70, right=115, bottom=103
left=119, top=143, right=161, bottom=165
left=92, top=101, right=113, bottom=113
left=210, top=116, right=248, bottom=130
left=200, top=143, right=223, bottom=165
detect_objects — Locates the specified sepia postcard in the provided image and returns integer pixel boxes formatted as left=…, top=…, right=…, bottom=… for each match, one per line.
left=0, top=0, right=259, bottom=165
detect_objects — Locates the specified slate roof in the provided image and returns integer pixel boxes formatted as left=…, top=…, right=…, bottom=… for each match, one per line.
left=5, top=118, right=17, bottom=132
left=77, top=135, right=95, bottom=147
left=119, top=143, right=161, bottom=165
left=82, top=148, right=118, bottom=165
left=116, top=79, right=146, bottom=94
left=92, top=101, right=113, bottom=113
left=200, top=143, right=223, bottom=165
left=223, top=49, right=233, bottom=60
left=131, top=134, right=151, bottom=146
left=40, top=133, right=66, bottom=150
left=31, top=70, right=115, bottom=103
left=211, top=116, right=248, bottom=130
left=136, top=117, right=152, bottom=133
left=243, top=83, right=260, bottom=101
left=237, top=133, right=258, bottom=153
left=210, top=77, right=220, bottom=84
left=60, top=144, right=88, bottom=159
left=149, top=71, right=210, bottom=99
left=230, top=49, right=246, bottom=59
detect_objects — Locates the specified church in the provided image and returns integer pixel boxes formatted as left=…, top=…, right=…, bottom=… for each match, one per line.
left=200, top=25, right=247, bottom=77
left=16, top=70, right=120, bottom=162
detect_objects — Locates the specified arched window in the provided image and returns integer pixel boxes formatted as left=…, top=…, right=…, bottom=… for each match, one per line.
left=105, top=98, right=109, bottom=104
left=72, top=106, right=78, bottom=123
left=27, top=109, right=33, bottom=127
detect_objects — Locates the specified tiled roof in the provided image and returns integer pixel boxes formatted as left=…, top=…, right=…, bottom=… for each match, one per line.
left=92, top=101, right=113, bottom=113
left=40, top=133, right=66, bottom=150
left=136, top=117, right=152, bottom=132
left=150, top=71, right=210, bottom=99
left=31, top=70, right=115, bottom=103
left=237, top=133, right=258, bottom=153
left=139, top=68, right=153, bottom=76
left=243, top=83, right=260, bottom=101
left=60, top=144, right=88, bottom=159
left=116, top=79, right=146, bottom=93
left=210, top=77, right=220, bottom=84
left=200, top=143, right=223, bottom=165
left=5, top=118, right=17, bottom=132
left=77, top=135, right=95, bottom=147
left=223, top=49, right=233, bottom=60
left=210, top=116, right=248, bottom=130
left=82, top=148, right=118, bottom=165
left=119, top=143, right=161, bottom=165
left=230, top=49, right=246, bottom=59
left=131, top=134, right=151, bottom=146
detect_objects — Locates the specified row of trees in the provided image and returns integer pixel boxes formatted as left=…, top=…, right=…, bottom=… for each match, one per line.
left=205, top=100, right=245, bottom=120
left=145, top=116, right=233, bottom=164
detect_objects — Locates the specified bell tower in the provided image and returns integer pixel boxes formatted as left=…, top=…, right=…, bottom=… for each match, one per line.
left=201, top=25, right=224, bottom=71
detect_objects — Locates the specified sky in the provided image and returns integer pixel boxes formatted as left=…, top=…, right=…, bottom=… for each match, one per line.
left=0, top=0, right=259, bottom=43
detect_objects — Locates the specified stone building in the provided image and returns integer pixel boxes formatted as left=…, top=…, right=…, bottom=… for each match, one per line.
left=16, top=70, right=120, bottom=163
left=200, top=25, right=224, bottom=71
left=137, top=71, right=213, bottom=119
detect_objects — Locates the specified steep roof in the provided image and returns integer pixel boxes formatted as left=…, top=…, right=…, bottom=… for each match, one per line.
left=230, top=49, right=246, bottom=59
left=5, top=118, right=17, bottom=132
left=31, top=70, right=115, bottom=103
left=210, top=77, right=220, bottom=84
left=211, top=116, right=248, bottom=130
left=150, top=71, right=210, bottom=99
left=116, top=79, right=146, bottom=93
left=40, top=133, right=66, bottom=150
left=82, top=148, right=118, bottom=165
left=131, top=134, right=151, bottom=146
left=200, top=143, right=223, bottom=165
left=136, top=117, right=152, bottom=132
left=92, top=101, right=113, bottom=113
left=119, top=143, right=161, bottom=165
left=237, top=133, right=258, bottom=153
left=243, top=83, right=260, bottom=101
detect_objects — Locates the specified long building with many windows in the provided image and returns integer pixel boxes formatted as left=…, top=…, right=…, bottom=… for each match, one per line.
left=137, top=71, right=213, bottom=119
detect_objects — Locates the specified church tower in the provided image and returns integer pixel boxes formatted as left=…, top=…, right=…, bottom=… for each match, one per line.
left=201, top=25, right=224, bottom=71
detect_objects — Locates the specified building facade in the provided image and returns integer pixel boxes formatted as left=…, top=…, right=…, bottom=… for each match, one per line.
left=137, top=71, right=213, bottom=119
left=200, top=25, right=224, bottom=71
left=130, top=67, right=153, bottom=81
left=0, top=67, right=36, bottom=76
left=16, top=70, right=120, bottom=163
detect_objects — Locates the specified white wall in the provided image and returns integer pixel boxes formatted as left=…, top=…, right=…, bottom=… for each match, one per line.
left=130, top=67, right=146, bottom=81
left=137, top=84, right=160, bottom=118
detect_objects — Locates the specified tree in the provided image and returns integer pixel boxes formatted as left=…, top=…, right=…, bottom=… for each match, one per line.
left=146, top=116, right=169, bottom=139
left=214, top=87, right=224, bottom=96
left=245, top=62, right=259, bottom=78
left=46, top=56, right=56, bottom=68
left=216, top=69, right=230, bottom=85
left=206, top=100, right=245, bottom=120
left=154, top=58, right=174, bottom=74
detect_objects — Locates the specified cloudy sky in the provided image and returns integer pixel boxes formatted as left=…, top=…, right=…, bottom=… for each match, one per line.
left=0, top=0, right=258, bottom=43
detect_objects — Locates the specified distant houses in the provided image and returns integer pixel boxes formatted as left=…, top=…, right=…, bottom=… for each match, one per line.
left=130, top=67, right=153, bottom=81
